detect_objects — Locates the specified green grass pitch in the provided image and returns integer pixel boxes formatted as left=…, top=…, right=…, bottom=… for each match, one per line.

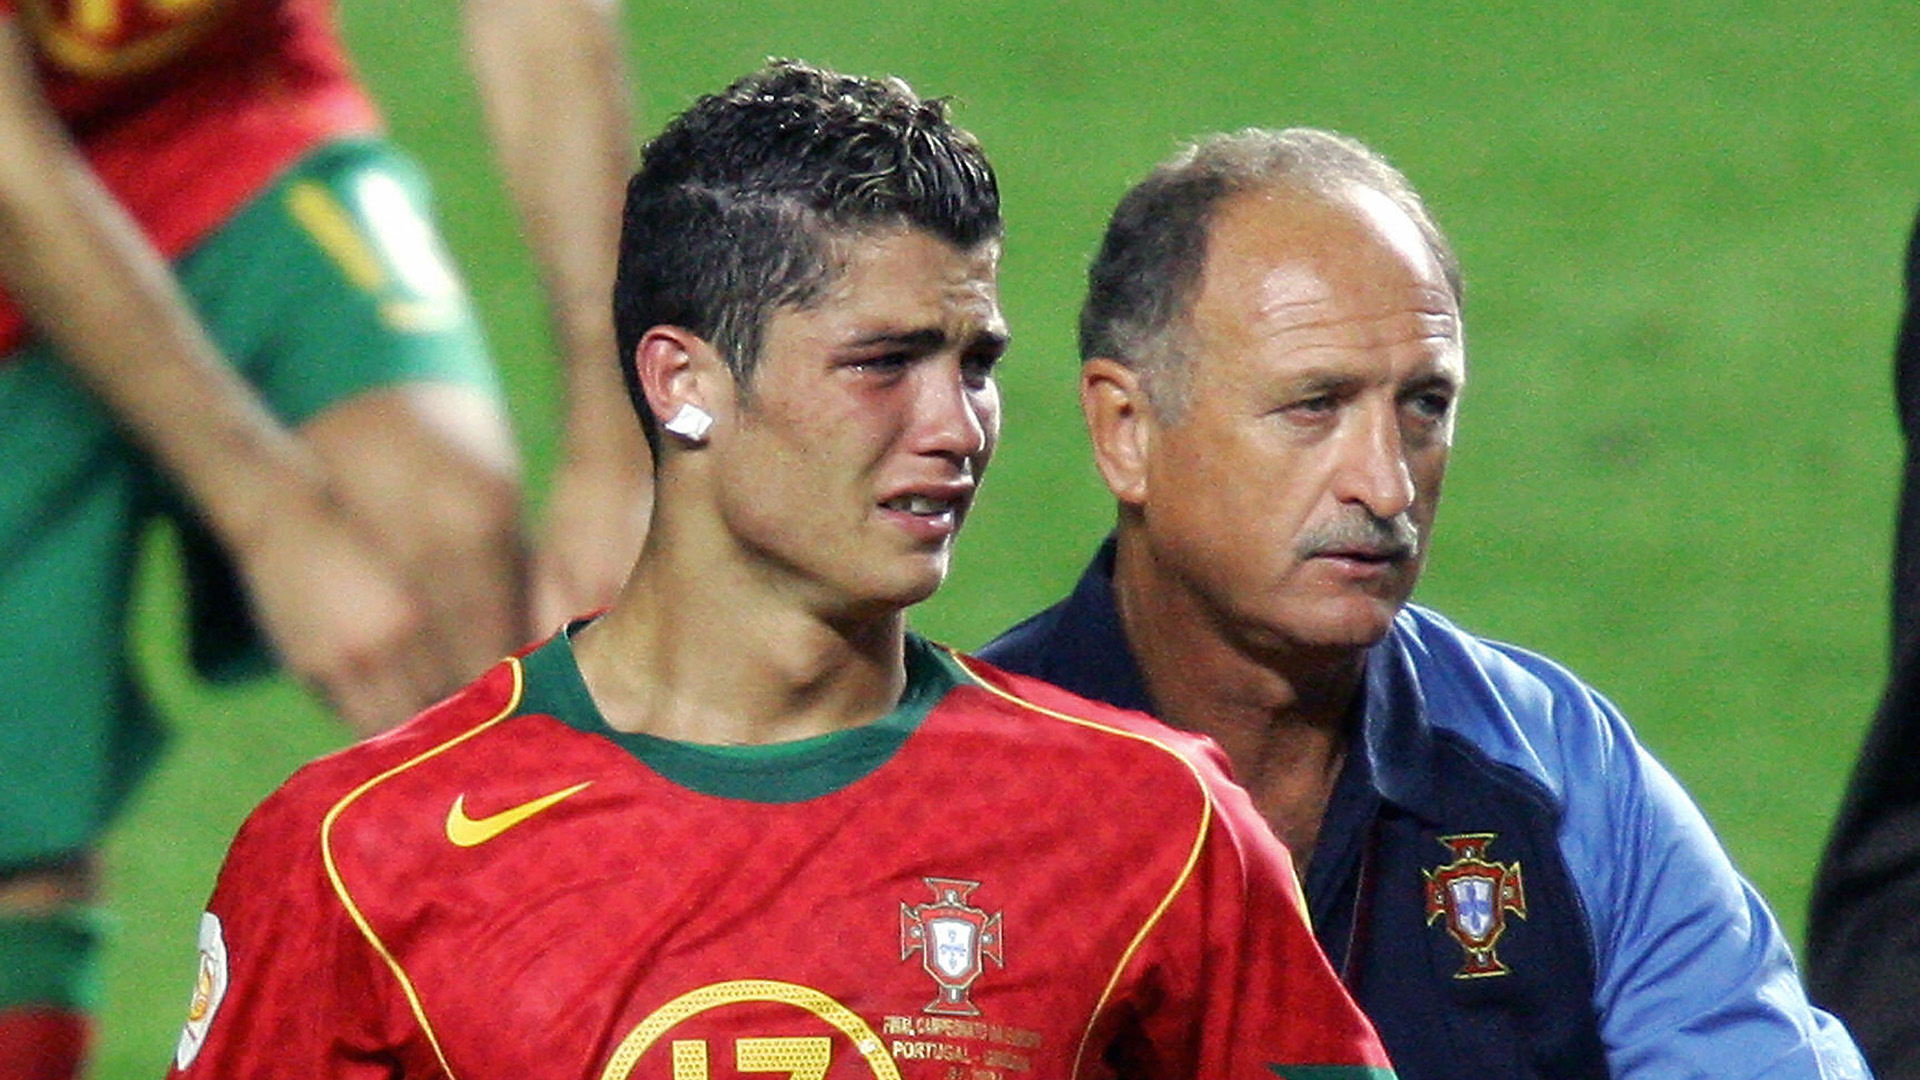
left=93, top=1, right=1920, bottom=1074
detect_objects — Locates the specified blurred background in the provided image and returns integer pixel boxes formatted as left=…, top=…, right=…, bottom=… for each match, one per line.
left=97, top=1, right=1919, bottom=1074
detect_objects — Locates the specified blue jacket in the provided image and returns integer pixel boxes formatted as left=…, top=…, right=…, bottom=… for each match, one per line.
left=981, top=538, right=1867, bottom=1080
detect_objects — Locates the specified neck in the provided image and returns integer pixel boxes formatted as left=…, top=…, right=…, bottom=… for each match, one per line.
left=1111, top=528, right=1364, bottom=869
left=570, top=501, right=908, bottom=746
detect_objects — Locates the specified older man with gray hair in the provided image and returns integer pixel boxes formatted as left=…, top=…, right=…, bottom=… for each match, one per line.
left=983, top=127, right=1866, bottom=1079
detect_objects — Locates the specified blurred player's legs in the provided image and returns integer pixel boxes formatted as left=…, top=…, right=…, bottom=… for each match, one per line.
left=0, top=327, right=151, bottom=1078
left=0, top=1007, right=87, bottom=1080
left=0, top=136, right=516, bottom=1076
left=0, top=860, right=99, bottom=1079
left=176, top=137, right=523, bottom=692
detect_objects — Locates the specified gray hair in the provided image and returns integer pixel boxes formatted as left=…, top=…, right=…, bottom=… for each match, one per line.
left=1079, top=127, right=1460, bottom=418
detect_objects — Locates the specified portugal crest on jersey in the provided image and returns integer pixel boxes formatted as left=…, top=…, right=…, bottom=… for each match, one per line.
left=1423, top=833, right=1527, bottom=978
left=900, top=877, right=1003, bottom=1015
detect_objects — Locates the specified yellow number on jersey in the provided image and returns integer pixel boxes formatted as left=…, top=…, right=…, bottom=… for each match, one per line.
left=603, top=980, right=900, bottom=1080
left=672, top=1037, right=833, bottom=1080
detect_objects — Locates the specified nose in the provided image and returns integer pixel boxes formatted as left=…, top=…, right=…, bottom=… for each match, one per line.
left=911, top=361, right=996, bottom=463
left=1331, top=402, right=1415, bottom=519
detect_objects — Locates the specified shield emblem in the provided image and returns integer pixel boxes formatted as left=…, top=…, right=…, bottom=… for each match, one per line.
left=901, top=878, right=1005, bottom=1015
left=1451, top=876, right=1494, bottom=941
left=1425, top=834, right=1528, bottom=978
left=930, top=918, right=978, bottom=979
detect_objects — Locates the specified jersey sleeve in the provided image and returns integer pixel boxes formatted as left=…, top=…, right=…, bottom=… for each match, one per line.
left=165, top=779, right=416, bottom=1079
left=1556, top=684, right=1869, bottom=1079
left=1121, top=752, right=1395, bottom=1080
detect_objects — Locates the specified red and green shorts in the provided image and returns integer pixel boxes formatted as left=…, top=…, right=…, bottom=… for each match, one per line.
left=0, top=137, right=503, bottom=870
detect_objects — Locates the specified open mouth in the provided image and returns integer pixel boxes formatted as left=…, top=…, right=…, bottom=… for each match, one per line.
left=883, top=494, right=961, bottom=517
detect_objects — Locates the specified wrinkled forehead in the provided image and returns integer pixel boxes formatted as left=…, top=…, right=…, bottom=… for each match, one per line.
left=1204, top=186, right=1454, bottom=306
left=1185, top=187, right=1463, bottom=377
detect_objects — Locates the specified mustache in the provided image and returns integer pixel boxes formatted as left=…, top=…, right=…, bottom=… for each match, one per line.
left=1295, top=512, right=1421, bottom=561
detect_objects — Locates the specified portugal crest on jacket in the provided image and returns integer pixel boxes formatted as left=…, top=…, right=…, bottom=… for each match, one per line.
left=1424, top=833, right=1527, bottom=978
left=900, top=877, right=1003, bottom=1015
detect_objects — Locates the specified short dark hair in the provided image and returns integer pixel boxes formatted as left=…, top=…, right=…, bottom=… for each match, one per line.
left=1080, top=127, right=1460, bottom=418
left=613, top=59, right=1002, bottom=449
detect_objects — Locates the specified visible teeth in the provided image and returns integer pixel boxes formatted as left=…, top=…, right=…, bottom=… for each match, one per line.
left=890, top=495, right=949, bottom=515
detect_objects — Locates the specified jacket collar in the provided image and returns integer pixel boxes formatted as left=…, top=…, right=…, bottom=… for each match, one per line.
left=1062, top=533, right=1443, bottom=819
left=1360, top=619, right=1440, bottom=815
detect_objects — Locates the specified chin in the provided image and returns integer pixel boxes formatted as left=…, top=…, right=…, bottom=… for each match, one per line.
left=836, top=570, right=948, bottom=621
left=890, top=577, right=945, bottom=610
left=1324, top=620, right=1399, bottom=650
left=1275, top=596, right=1404, bottom=652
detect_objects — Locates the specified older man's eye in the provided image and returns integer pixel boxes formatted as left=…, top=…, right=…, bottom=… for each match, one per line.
left=1283, top=393, right=1341, bottom=418
left=1407, top=390, right=1453, bottom=422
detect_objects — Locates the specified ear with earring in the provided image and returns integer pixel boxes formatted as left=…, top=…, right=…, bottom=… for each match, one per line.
left=662, top=403, right=714, bottom=444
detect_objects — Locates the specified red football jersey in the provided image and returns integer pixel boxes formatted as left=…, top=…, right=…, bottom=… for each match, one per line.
left=169, top=632, right=1395, bottom=1080
left=0, top=0, right=377, bottom=354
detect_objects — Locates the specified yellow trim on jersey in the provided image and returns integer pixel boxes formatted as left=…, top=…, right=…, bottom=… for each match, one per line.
left=319, top=657, right=528, bottom=1080
left=946, top=652, right=1213, bottom=1080
left=600, top=979, right=899, bottom=1080
left=286, top=181, right=388, bottom=292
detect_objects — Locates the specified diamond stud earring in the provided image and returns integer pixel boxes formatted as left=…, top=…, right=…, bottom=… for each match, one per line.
left=662, top=403, right=714, bottom=444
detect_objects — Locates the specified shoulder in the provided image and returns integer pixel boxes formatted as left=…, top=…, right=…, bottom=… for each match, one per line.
left=211, top=654, right=562, bottom=950
left=950, top=651, right=1218, bottom=750
left=1382, top=604, right=1640, bottom=802
left=1386, top=610, right=1868, bottom=1076
left=230, top=658, right=528, bottom=855
left=1390, top=604, right=1608, bottom=714
left=941, top=649, right=1243, bottom=807
left=943, top=646, right=1305, bottom=894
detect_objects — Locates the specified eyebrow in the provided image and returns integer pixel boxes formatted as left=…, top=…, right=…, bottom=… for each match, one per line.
left=1276, top=362, right=1460, bottom=397
left=846, top=326, right=1012, bottom=353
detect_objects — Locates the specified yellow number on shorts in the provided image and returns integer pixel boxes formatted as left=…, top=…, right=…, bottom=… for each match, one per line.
left=26, top=0, right=229, bottom=76
left=67, top=0, right=117, bottom=39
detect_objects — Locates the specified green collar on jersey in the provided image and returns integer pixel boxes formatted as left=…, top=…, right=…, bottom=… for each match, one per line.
left=514, top=625, right=967, bottom=803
